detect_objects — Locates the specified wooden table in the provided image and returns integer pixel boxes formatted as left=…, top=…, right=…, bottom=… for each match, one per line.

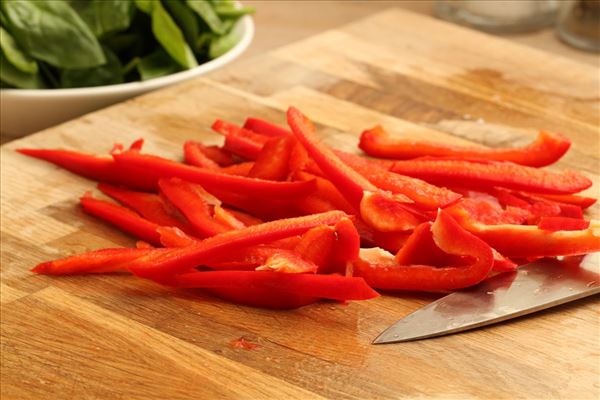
left=1, top=9, right=599, bottom=399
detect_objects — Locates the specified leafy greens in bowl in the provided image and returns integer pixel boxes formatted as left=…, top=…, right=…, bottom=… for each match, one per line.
left=0, top=0, right=254, bottom=89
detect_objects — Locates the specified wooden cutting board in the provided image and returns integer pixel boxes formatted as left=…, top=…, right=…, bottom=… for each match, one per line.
left=1, top=9, right=599, bottom=399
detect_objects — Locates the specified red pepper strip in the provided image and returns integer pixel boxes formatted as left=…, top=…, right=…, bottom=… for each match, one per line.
left=446, top=198, right=531, bottom=226
left=336, top=151, right=461, bottom=209
left=199, top=144, right=235, bottom=167
left=293, top=226, right=336, bottom=273
left=451, top=207, right=600, bottom=257
left=129, top=139, right=145, bottom=152
left=287, top=107, right=378, bottom=209
left=538, top=217, right=590, bottom=232
left=128, top=211, right=348, bottom=279
left=203, top=246, right=284, bottom=270
left=525, top=193, right=597, bottom=210
left=158, top=178, right=230, bottom=238
left=110, top=143, right=124, bottom=155
left=212, top=119, right=269, bottom=160
left=213, top=204, right=246, bottom=230
left=360, top=191, right=423, bottom=233
left=224, top=208, right=263, bottom=226
left=184, top=141, right=220, bottom=169
left=248, top=136, right=294, bottom=180
left=244, top=117, right=291, bottom=137
left=97, top=183, right=191, bottom=233
left=112, top=151, right=315, bottom=199
left=390, top=159, right=592, bottom=194
left=32, top=247, right=165, bottom=275
left=490, top=249, right=518, bottom=272
left=219, top=162, right=254, bottom=176
left=157, top=226, right=199, bottom=247
left=330, top=218, right=362, bottom=275
left=173, top=271, right=379, bottom=301
left=289, top=142, right=322, bottom=176
left=518, top=192, right=585, bottom=219
left=80, top=194, right=163, bottom=246
left=360, top=126, right=571, bottom=168
left=136, top=241, right=154, bottom=249
left=207, top=188, right=301, bottom=221
left=292, top=170, right=355, bottom=215
left=17, top=148, right=157, bottom=191
left=256, top=250, right=318, bottom=273
left=353, top=210, right=494, bottom=291
left=370, top=230, right=412, bottom=253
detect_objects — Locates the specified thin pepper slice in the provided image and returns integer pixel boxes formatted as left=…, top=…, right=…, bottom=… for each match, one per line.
left=80, top=194, right=163, bottom=246
left=330, top=217, right=362, bottom=275
left=537, top=217, right=590, bottom=232
left=184, top=141, right=220, bottom=169
left=256, top=250, right=318, bottom=273
left=525, top=193, right=597, bottom=210
left=112, top=151, right=315, bottom=199
left=292, top=170, right=355, bottom=215
left=32, top=247, right=164, bottom=275
left=248, top=135, right=294, bottom=180
left=360, top=126, right=570, bottom=167
left=336, top=151, right=461, bottom=209
left=353, top=210, right=494, bottom=291
left=293, top=225, right=337, bottom=273
left=173, top=271, right=379, bottom=302
left=213, top=204, right=247, bottom=230
left=390, top=158, right=592, bottom=194
left=158, top=178, right=230, bottom=238
left=360, top=191, right=423, bottom=233
left=198, top=144, right=235, bottom=167
left=17, top=148, right=156, bottom=191
left=157, top=226, right=199, bottom=247
left=244, top=117, right=291, bottom=137
left=127, top=211, right=348, bottom=279
left=98, top=183, right=191, bottom=233
left=212, top=119, right=268, bottom=160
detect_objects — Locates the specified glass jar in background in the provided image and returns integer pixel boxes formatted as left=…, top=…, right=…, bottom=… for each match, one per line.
left=557, top=0, right=600, bottom=52
left=435, top=0, right=560, bottom=33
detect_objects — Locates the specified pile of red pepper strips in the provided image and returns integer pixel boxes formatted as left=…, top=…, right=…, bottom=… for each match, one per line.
left=19, top=107, right=600, bottom=309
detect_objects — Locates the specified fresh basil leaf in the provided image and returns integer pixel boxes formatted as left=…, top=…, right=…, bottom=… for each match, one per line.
left=137, top=48, right=181, bottom=81
left=60, top=47, right=123, bottom=88
left=0, top=47, right=45, bottom=89
left=103, top=32, right=140, bottom=54
left=151, top=1, right=197, bottom=68
left=208, top=22, right=240, bottom=59
left=215, top=5, right=254, bottom=19
left=186, top=0, right=225, bottom=34
left=70, top=0, right=135, bottom=38
left=134, top=0, right=154, bottom=14
left=0, top=26, right=37, bottom=73
left=163, top=0, right=198, bottom=46
left=2, top=0, right=105, bottom=68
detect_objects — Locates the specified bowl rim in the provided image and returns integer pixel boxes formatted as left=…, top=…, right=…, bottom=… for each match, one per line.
left=0, top=15, right=254, bottom=98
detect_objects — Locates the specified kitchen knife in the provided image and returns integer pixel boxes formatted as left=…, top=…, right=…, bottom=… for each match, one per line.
left=374, top=252, right=599, bottom=344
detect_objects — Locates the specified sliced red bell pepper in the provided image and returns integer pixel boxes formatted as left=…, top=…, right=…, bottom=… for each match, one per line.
left=360, top=126, right=571, bottom=167
left=446, top=198, right=531, bottom=226
left=17, top=148, right=156, bottom=191
left=112, top=151, right=315, bottom=199
left=525, top=193, right=597, bottom=209
left=32, top=247, right=164, bottom=275
left=127, top=211, right=348, bottom=279
left=330, top=217, right=361, bottom=275
left=244, top=117, right=291, bottom=137
left=183, top=141, right=220, bottom=169
left=353, top=209, right=494, bottom=291
left=197, top=144, right=235, bottom=167
left=206, top=188, right=301, bottom=221
left=451, top=207, right=600, bottom=257
left=213, top=204, right=246, bottom=230
left=223, top=208, right=263, bottom=226
left=360, top=191, right=423, bottom=232
left=538, top=217, right=590, bottom=232
left=248, top=135, right=294, bottom=180
left=212, top=119, right=269, bottom=160
left=293, top=225, right=336, bottom=273
left=157, top=226, right=199, bottom=247
left=370, top=230, right=412, bottom=253
left=110, top=139, right=144, bottom=155
left=518, top=191, right=585, bottom=219
left=256, top=250, right=318, bottom=274
left=98, top=183, right=191, bottom=233
left=292, top=170, right=354, bottom=215
left=80, top=194, right=163, bottom=246
left=158, top=178, right=230, bottom=238
left=287, top=106, right=377, bottom=209
left=136, top=241, right=154, bottom=249
left=336, top=151, right=461, bottom=209
left=172, top=271, right=379, bottom=302
left=390, top=159, right=591, bottom=195
left=218, top=162, right=254, bottom=176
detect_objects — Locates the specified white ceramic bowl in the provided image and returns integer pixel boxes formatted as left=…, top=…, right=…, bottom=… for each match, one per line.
left=0, top=15, right=254, bottom=138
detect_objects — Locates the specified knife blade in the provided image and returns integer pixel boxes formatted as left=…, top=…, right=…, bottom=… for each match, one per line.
left=373, top=252, right=600, bottom=344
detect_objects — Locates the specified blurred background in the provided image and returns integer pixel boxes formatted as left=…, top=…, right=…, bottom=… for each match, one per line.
left=242, top=0, right=599, bottom=66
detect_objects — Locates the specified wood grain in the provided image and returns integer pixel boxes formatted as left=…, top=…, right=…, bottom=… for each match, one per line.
left=2, top=9, right=599, bottom=399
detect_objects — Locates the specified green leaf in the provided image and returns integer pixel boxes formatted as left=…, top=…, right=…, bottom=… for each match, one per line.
left=70, top=0, right=135, bottom=38
left=208, top=22, right=240, bottom=59
left=134, top=0, right=154, bottom=14
left=215, top=5, right=254, bottom=19
left=151, top=2, right=197, bottom=68
left=0, top=26, right=37, bottom=73
left=1, top=0, right=105, bottom=68
left=137, top=48, right=181, bottom=80
left=186, top=0, right=225, bottom=34
left=0, top=47, right=45, bottom=89
left=163, top=0, right=199, bottom=46
left=60, top=47, right=123, bottom=88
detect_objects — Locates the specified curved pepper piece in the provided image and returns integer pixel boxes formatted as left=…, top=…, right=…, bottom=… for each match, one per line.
left=390, top=158, right=592, bottom=194
left=212, top=119, right=268, bottom=160
left=127, top=211, right=348, bottom=279
left=183, top=141, right=220, bottom=169
left=353, top=210, right=494, bottom=291
left=256, top=250, right=318, bottom=274
left=244, top=117, right=291, bottom=137
left=293, top=225, right=336, bottom=273
left=112, top=151, right=315, bottom=199
left=360, top=191, right=422, bottom=232
left=360, top=126, right=570, bottom=167
left=538, top=217, right=590, bottom=232
left=248, top=135, right=294, bottom=180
